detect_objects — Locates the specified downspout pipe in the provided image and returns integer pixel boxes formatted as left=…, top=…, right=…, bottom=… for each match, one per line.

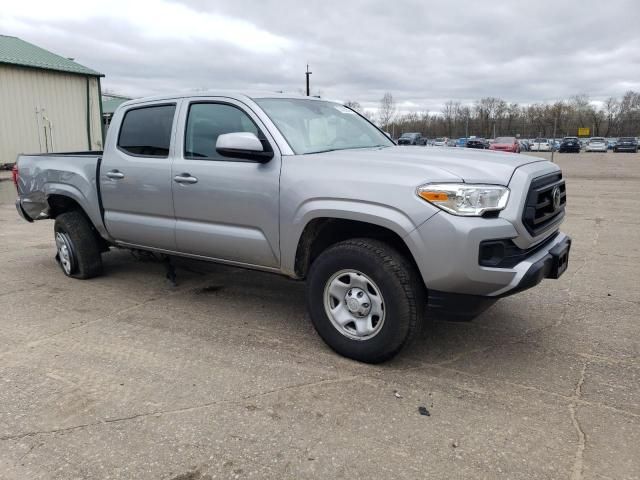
left=86, top=76, right=92, bottom=150
left=97, top=76, right=105, bottom=148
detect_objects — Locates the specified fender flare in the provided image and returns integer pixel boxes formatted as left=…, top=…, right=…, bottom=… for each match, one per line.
left=281, top=198, right=432, bottom=277
left=43, top=183, right=111, bottom=241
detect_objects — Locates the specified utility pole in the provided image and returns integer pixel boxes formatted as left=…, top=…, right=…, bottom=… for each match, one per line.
left=551, top=115, right=557, bottom=163
left=305, top=64, right=312, bottom=96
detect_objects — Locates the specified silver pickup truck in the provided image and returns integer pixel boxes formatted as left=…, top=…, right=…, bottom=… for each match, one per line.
left=14, top=92, right=570, bottom=363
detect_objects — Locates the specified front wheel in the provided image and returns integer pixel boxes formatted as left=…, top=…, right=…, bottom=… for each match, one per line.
left=54, top=211, right=103, bottom=279
left=306, top=238, right=425, bottom=363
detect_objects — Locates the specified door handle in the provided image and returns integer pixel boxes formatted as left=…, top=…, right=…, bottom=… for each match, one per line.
left=173, top=173, right=198, bottom=184
left=106, top=170, right=125, bottom=179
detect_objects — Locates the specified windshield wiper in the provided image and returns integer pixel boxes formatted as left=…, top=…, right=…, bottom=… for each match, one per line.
left=304, top=145, right=391, bottom=154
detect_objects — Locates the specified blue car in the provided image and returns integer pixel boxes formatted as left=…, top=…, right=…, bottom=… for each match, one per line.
left=455, top=138, right=468, bottom=148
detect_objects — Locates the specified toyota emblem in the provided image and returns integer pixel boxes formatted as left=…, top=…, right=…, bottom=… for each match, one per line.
left=552, top=186, right=562, bottom=210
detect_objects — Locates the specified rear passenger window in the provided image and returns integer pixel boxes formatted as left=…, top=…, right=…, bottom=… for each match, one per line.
left=184, top=103, right=259, bottom=160
left=118, top=104, right=176, bottom=157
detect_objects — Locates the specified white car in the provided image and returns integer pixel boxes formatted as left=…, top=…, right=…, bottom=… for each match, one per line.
left=585, top=137, right=608, bottom=152
left=530, top=138, right=551, bottom=152
left=433, top=137, right=448, bottom=147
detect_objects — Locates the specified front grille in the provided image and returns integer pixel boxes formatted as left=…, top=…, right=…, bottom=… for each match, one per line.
left=522, top=172, right=566, bottom=236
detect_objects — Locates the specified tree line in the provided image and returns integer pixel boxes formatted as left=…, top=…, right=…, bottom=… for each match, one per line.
left=346, top=91, right=640, bottom=139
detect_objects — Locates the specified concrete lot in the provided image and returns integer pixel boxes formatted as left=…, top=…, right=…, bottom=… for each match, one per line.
left=0, top=152, right=638, bottom=479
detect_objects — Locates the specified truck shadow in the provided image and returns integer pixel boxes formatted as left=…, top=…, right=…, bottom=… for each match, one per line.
left=100, top=249, right=551, bottom=369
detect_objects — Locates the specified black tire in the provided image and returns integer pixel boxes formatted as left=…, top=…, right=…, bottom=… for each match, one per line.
left=306, top=238, right=425, bottom=363
left=54, top=211, right=103, bottom=279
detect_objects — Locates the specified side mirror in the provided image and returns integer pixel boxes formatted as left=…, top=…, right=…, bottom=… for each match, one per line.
left=216, top=132, right=273, bottom=162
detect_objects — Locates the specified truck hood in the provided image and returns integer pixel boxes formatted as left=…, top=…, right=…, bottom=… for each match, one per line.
left=310, top=146, right=546, bottom=185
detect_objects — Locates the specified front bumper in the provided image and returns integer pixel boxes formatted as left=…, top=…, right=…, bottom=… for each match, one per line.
left=407, top=212, right=570, bottom=296
left=405, top=161, right=570, bottom=298
left=427, top=235, right=570, bottom=321
left=502, top=235, right=571, bottom=295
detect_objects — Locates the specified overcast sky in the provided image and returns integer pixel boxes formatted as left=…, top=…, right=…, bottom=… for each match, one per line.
left=1, top=0, right=639, bottom=113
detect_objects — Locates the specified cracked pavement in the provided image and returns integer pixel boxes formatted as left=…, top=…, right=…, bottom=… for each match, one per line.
left=0, top=152, right=638, bottom=479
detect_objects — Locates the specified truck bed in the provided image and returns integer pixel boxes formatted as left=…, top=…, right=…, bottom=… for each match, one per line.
left=15, top=152, right=107, bottom=237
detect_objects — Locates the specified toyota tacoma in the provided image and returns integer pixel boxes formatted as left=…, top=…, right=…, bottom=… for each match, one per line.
left=14, top=93, right=571, bottom=363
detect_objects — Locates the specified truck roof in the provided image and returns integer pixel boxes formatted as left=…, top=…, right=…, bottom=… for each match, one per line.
left=121, top=91, right=332, bottom=109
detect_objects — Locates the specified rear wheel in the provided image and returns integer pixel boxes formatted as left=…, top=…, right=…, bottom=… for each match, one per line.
left=306, top=238, right=424, bottom=363
left=54, top=211, right=103, bottom=279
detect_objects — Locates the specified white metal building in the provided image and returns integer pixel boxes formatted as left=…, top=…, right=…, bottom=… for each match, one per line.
left=0, top=35, right=104, bottom=165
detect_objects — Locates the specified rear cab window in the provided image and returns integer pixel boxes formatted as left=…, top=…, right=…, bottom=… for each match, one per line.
left=118, top=104, right=176, bottom=157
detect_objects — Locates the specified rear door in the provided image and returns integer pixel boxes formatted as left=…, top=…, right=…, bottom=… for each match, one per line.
left=100, top=102, right=178, bottom=250
left=171, top=98, right=281, bottom=268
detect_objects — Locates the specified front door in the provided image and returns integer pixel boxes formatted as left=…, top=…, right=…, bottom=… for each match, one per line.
left=100, top=103, right=178, bottom=250
left=171, top=100, right=281, bottom=268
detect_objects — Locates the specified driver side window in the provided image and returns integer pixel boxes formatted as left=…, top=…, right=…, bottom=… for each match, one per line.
left=184, top=103, right=259, bottom=160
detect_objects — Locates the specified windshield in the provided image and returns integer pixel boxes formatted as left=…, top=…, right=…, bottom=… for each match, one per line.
left=400, top=133, right=419, bottom=138
left=590, top=138, right=605, bottom=142
left=254, top=98, right=393, bottom=154
left=564, top=137, right=578, bottom=141
left=495, top=137, right=515, bottom=143
left=534, top=138, right=547, bottom=143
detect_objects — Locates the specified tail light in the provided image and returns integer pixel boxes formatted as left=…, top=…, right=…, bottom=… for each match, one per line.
left=12, top=164, right=19, bottom=191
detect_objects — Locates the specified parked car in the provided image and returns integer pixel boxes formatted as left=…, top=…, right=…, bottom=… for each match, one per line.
left=489, top=136, right=520, bottom=153
left=14, top=92, right=571, bottom=363
left=397, top=132, right=423, bottom=145
left=518, top=140, right=530, bottom=152
left=446, top=139, right=457, bottom=147
left=455, top=138, right=468, bottom=148
left=607, top=139, right=617, bottom=150
left=559, top=137, right=581, bottom=153
left=433, top=137, right=448, bottom=147
left=466, top=138, right=489, bottom=149
left=585, top=137, right=608, bottom=152
left=530, top=138, right=551, bottom=152
left=614, top=137, right=639, bottom=153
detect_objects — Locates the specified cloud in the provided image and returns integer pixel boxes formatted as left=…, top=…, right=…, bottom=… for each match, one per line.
left=1, top=0, right=638, bottom=112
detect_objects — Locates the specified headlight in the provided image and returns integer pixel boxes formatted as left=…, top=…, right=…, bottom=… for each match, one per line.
left=417, top=183, right=510, bottom=216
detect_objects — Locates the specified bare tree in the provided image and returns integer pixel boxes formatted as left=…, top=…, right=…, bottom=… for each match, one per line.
left=382, top=91, right=639, bottom=140
left=603, top=97, right=620, bottom=137
left=442, top=101, right=456, bottom=137
left=344, top=100, right=363, bottom=113
left=378, top=92, right=396, bottom=130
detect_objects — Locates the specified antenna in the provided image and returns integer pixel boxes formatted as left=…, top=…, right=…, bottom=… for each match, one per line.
left=305, top=64, right=312, bottom=96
